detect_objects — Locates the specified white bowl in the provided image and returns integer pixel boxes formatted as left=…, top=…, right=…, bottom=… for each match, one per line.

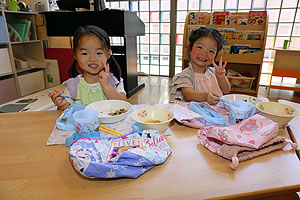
left=256, top=102, right=299, bottom=126
left=85, top=100, right=132, bottom=124
left=131, top=107, right=174, bottom=133
left=221, top=94, right=268, bottom=111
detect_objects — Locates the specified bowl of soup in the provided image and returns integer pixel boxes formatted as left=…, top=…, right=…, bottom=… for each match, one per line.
left=131, top=106, right=174, bottom=133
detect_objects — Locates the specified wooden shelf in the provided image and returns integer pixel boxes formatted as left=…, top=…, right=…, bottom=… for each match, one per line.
left=208, top=24, right=265, bottom=31
left=215, top=51, right=263, bottom=64
left=0, top=10, right=46, bottom=104
left=16, top=67, right=45, bottom=73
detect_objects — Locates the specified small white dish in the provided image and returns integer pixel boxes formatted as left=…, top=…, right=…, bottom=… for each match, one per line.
left=221, top=94, right=269, bottom=111
left=85, top=100, right=132, bottom=124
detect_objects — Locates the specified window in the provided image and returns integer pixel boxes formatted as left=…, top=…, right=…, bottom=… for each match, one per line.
left=107, top=0, right=300, bottom=86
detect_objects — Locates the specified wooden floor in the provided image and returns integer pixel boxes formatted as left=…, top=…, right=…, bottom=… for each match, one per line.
left=128, top=75, right=300, bottom=105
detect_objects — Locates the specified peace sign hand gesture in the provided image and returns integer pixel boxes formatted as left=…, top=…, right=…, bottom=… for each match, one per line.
left=98, top=61, right=110, bottom=86
left=212, top=56, right=227, bottom=78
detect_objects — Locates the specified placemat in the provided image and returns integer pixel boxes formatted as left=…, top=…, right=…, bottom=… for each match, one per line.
left=46, top=104, right=176, bottom=145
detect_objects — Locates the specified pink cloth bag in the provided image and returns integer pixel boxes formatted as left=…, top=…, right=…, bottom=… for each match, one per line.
left=197, top=114, right=296, bottom=169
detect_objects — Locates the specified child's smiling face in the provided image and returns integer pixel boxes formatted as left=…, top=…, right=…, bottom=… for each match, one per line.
left=75, top=35, right=110, bottom=76
left=190, top=36, right=217, bottom=70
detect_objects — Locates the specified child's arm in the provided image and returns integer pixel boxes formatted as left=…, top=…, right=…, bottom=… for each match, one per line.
left=212, top=57, right=231, bottom=94
left=98, top=62, right=128, bottom=101
left=48, top=90, right=70, bottom=110
left=181, top=87, right=220, bottom=105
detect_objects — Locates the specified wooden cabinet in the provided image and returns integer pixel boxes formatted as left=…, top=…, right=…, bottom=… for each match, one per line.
left=182, top=12, right=268, bottom=96
left=268, top=49, right=300, bottom=93
left=0, top=10, right=46, bottom=104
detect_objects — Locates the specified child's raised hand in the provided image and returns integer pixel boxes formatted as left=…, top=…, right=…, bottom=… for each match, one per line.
left=98, top=61, right=110, bottom=86
left=212, top=56, right=227, bottom=78
left=207, top=93, right=220, bottom=105
left=48, top=90, right=69, bottom=110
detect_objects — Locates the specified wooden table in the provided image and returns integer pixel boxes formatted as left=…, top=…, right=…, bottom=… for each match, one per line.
left=1, top=111, right=300, bottom=200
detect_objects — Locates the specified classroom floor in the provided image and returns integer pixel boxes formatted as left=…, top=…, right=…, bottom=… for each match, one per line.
left=128, top=75, right=300, bottom=105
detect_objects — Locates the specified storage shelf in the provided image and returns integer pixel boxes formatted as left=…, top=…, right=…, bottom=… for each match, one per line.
left=0, top=10, right=46, bottom=104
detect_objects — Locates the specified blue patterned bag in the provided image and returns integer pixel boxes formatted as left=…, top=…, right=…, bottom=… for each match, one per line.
left=69, top=129, right=172, bottom=178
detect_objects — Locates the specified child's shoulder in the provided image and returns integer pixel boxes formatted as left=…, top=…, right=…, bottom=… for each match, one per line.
left=175, top=67, right=193, bottom=76
left=173, top=67, right=194, bottom=83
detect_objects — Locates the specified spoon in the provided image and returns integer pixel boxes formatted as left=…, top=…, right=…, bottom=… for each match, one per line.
left=46, top=90, right=80, bottom=101
left=214, top=96, right=230, bottom=105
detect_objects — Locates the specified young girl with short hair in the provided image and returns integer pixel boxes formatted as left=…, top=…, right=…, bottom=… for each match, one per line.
left=171, top=27, right=231, bottom=105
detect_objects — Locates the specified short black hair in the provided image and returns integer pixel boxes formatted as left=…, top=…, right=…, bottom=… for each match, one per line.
left=189, top=27, right=223, bottom=57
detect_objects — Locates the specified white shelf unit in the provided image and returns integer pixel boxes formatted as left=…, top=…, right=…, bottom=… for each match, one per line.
left=0, top=10, right=46, bottom=104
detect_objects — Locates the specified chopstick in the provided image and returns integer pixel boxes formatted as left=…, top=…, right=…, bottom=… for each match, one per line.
left=99, top=125, right=122, bottom=137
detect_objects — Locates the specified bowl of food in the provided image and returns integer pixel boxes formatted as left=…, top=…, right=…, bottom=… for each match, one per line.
left=220, top=94, right=268, bottom=111
left=256, top=102, right=299, bottom=126
left=85, top=100, right=132, bottom=124
left=131, top=107, right=174, bottom=133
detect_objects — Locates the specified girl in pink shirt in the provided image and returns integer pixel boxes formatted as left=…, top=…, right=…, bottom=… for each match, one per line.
left=172, top=27, right=231, bottom=105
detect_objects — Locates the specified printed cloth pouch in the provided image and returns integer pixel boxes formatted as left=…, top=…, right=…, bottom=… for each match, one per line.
left=172, top=100, right=229, bottom=128
left=69, top=129, right=172, bottom=178
left=197, top=114, right=298, bottom=169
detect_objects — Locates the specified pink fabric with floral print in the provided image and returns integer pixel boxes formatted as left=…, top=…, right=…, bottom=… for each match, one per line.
left=198, top=114, right=279, bottom=151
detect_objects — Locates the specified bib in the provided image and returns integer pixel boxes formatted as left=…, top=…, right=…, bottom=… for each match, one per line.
left=76, top=78, right=107, bottom=105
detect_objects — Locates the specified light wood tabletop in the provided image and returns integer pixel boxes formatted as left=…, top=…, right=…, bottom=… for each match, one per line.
left=1, top=110, right=300, bottom=200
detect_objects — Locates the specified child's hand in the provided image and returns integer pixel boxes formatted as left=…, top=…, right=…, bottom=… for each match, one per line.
left=212, top=56, right=227, bottom=78
left=48, top=90, right=69, bottom=110
left=98, top=61, right=110, bottom=86
left=207, top=93, right=220, bottom=105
